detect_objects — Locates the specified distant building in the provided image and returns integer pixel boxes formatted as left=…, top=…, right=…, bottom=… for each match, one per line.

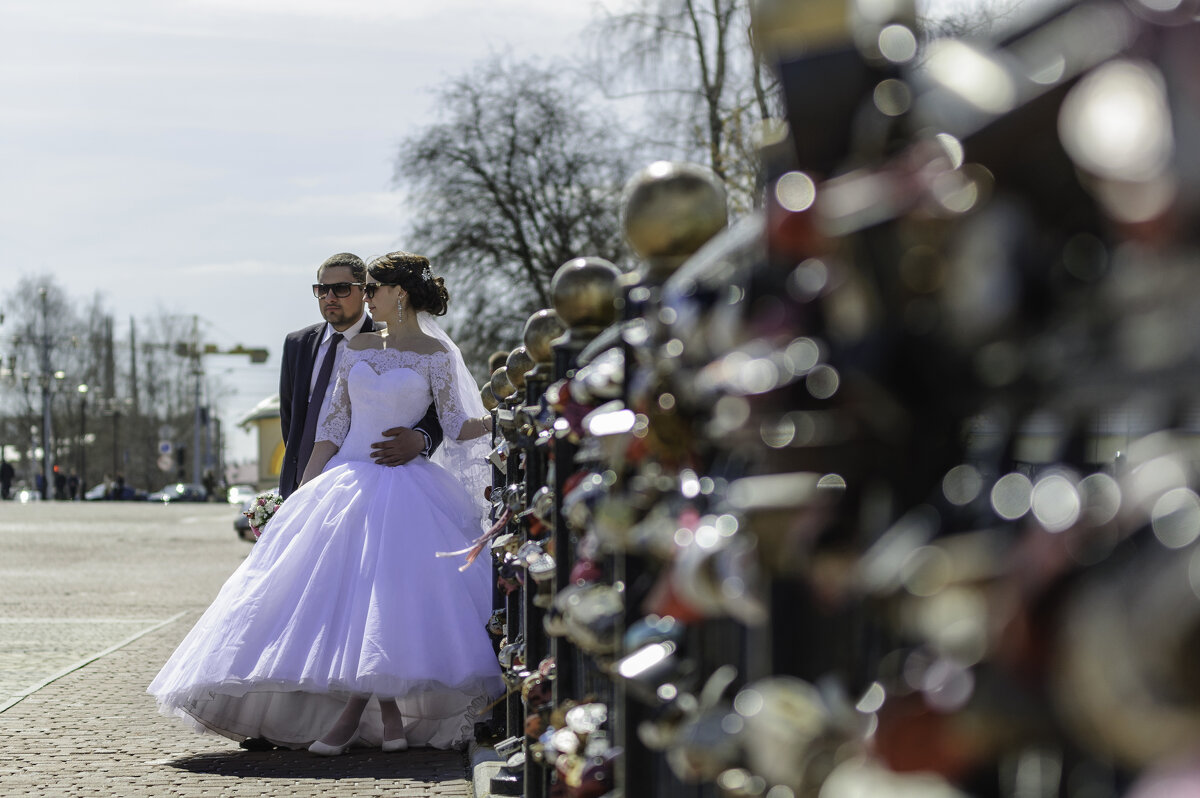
left=238, top=394, right=282, bottom=491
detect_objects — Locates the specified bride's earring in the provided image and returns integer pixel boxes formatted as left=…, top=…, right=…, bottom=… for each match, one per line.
left=396, top=298, right=404, bottom=323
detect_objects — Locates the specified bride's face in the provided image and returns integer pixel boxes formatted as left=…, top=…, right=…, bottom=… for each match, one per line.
left=364, top=280, right=401, bottom=320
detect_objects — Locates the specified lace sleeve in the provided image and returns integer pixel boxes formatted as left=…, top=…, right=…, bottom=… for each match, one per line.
left=428, top=350, right=472, bottom=440
left=423, top=348, right=491, bottom=525
left=315, top=352, right=354, bottom=448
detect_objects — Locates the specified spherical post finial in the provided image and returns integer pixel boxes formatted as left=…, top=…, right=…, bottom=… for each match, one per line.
left=551, top=256, right=622, bottom=343
left=480, top=382, right=499, bottom=411
left=506, top=346, right=535, bottom=391
left=490, top=367, right=517, bottom=401
left=523, top=309, right=566, bottom=366
left=621, top=161, right=729, bottom=279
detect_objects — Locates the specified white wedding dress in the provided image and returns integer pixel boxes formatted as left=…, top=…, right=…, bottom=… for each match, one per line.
left=148, top=345, right=501, bottom=750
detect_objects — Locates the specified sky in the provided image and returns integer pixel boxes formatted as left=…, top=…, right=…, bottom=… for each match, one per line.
left=0, top=0, right=602, bottom=465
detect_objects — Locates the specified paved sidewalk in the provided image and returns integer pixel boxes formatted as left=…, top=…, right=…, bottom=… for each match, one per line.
left=0, top=503, right=475, bottom=797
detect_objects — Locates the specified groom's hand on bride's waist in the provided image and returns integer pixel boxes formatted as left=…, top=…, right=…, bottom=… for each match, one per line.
left=371, top=427, right=428, bottom=466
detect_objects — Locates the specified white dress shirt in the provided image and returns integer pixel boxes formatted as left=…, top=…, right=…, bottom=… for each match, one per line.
left=308, top=319, right=367, bottom=427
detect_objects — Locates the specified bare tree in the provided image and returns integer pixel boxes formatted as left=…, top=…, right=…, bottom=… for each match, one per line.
left=1, top=282, right=228, bottom=492
left=394, top=57, right=632, bottom=369
left=918, top=0, right=1027, bottom=42
left=588, top=0, right=778, bottom=213
left=0, top=276, right=108, bottom=489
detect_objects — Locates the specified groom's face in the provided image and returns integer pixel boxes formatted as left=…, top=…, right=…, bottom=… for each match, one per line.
left=316, top=264, right=365, bottom=330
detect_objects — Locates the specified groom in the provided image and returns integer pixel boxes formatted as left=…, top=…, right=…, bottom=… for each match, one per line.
left=278, top=252, right=443, bottom=499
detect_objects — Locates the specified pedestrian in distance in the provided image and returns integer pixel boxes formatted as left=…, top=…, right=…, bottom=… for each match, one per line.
left=53, top=466, right=66, bottom=500
left=0, top=459, right=13, bottom=500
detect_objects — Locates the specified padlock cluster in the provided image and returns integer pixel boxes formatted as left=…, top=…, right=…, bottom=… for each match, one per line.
left=462, top=1, right=1200, bottom=797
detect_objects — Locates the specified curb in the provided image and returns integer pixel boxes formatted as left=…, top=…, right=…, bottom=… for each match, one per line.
left=468, top=742, right=504, bottom=798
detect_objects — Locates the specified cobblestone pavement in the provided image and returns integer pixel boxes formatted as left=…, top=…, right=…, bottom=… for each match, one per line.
left=0, top=502, right=473, bottom=797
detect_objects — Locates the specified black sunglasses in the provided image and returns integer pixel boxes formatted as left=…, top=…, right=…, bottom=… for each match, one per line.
left=363, top=283, right=392, bottom=299
left=312, top=282, right=363, bottom=299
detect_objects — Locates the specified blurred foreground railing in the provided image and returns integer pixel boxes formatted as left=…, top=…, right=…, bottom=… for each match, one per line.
left=468, top=1, right=1200, bottom=796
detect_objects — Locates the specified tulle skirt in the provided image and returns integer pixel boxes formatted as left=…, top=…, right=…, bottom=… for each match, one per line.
left=148, top=457, right=502, bottom=750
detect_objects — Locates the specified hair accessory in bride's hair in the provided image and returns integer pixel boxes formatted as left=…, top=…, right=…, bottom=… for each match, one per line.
left=421, top=264, right=433, bottom=284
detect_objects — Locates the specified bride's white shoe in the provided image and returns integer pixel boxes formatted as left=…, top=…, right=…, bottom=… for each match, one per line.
left=381, top=735, right=408, bottom=753
left=308, top=738, right=352, bottom=756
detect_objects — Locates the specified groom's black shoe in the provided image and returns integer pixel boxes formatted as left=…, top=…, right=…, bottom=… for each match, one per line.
left=239, top=737, right=276, bottom=751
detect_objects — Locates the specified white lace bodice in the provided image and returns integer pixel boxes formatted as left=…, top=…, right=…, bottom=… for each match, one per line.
left=315, top=346, right=470, bottom=463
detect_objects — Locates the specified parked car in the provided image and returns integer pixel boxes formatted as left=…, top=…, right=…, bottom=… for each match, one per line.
left=84, top=482, right=144, bottom=501
left=147, top=482, right=208, bottom=503
left=226, top=483, right=257, bottom=505
left=234, top=498, right=256, bottom=542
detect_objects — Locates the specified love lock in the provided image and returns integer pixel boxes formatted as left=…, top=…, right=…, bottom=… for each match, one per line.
left=497, top=637, right=525, bottom=671
left=489, top=440, right=510, bottom=471
left=562, top=583, right=624, bottom=656
left=591, top=495, right=636, bottom=553
left=493, top=734, right=524, bottom=758
left=529, top=552, right=557, bottom=584
left=628, top=499, right=689, bottom=560
left=574, top=745, right=620, bottom=798
left=582, top=400, right=638, bottom=466
left=525, top=709, right=547, bottom=739
left=623, top=613, right=686, bottom=652
left=672, top=517, right=768, bottom=626
left=503, top=668, right=532, bottom=692
left=637, top=696, right=690, bottom=752
left=568, top=555, right=604, bottom=586
left=522, top=671, right=552, bottom=709
left=556, top=752, right=585, bottom=792
left=614, top=640, right=696, bottom=705
left=543, top=604, right=569, bottom=638
left=532, top=579, right=556, bottom=609
left=724, top=472, right=833, bottom=573
left=573, top=347, right=625, bottom=403
left=504, top=484, right=526, bottom=514
left=518, top=540, right=556, bottom=582
left=563, top=472, right=609, bottom=534
left=736, top=676, right=861, bottom=793
left=565, top=702, right=608, bottom=740
left=486, top=608, right=507, bottom=638
left=665, top=666, right=742, bottom=783
left=491, top=532, right=520, bottom=560
left=496, top=559, right=524, bottom=594
left=541, top=726, right=579, bottom=768
left=526, top=485, right=555, bottom=525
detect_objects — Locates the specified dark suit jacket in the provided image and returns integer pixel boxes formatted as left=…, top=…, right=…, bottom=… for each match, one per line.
left=278, top=313, right=443, bottom=497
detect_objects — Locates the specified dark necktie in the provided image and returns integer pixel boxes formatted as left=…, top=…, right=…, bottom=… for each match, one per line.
left=295, top=332, right=343, bottom=477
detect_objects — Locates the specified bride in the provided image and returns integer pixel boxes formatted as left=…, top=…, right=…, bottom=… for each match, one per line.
left=148, top=252, right=501, bottom=755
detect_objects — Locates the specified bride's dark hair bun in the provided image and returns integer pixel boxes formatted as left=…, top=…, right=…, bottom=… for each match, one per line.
left=367, top=251, right=449, bottom=316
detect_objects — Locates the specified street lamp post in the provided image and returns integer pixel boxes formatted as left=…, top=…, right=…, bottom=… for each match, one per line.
left=99, top=396, right=134, bottom=492
left=38, top=288, right=53, bottom=499
left=111, top=404, right=121, bottom=482
left=192, top=363, right=203, bottom=487
left=77, top=384, right=88, bottom=497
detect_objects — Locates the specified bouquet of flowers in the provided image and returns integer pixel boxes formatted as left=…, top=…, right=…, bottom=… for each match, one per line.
left=244, top=490, right=284, bottom=539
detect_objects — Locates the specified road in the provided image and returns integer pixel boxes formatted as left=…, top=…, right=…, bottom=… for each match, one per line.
left=0, top=501, right=474, bottom=797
